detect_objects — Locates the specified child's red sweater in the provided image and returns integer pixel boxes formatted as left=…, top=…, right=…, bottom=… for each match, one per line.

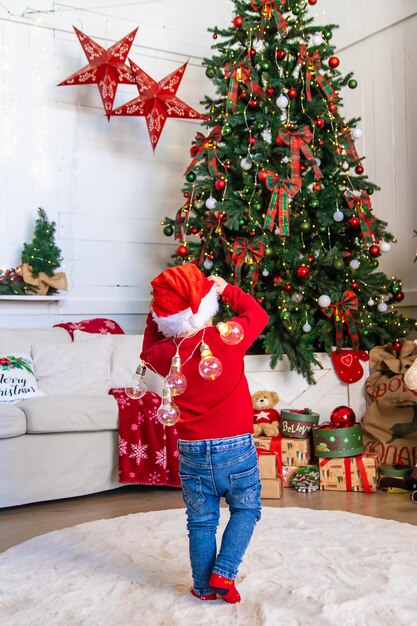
left=141, top=284, right=269, bottom=441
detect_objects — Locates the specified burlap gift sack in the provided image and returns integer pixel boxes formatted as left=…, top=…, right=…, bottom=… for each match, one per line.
left=362, top=341, right=417, bottom=466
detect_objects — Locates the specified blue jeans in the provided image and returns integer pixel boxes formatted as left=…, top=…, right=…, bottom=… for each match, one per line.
left=178, top=434, right=262, bottom=596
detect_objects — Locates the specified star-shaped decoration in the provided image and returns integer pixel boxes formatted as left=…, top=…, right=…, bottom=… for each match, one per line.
left=255, top=410, right=271, bottom=421
left=111, top=60, right=206, bottom=150
left=58, top=26, right=138, bottom=119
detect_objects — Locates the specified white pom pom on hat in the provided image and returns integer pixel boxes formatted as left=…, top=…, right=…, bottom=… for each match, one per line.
left=151, top=263, right=219, bottom=337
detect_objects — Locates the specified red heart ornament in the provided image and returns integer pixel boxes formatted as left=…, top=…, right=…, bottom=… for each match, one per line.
left=331, top=348, right=368, bottom=384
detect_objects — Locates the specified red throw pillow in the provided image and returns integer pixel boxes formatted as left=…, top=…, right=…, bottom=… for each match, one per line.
left=54, top=318, right=125, bottom=339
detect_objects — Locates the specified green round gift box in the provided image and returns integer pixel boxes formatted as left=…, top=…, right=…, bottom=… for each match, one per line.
left=312, top=423, right=364, bottom=458
left=280, top=409, right=320, bottom=439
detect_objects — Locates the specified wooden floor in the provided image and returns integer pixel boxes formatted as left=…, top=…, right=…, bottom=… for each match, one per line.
left=1, top=485, right=416, bottom=553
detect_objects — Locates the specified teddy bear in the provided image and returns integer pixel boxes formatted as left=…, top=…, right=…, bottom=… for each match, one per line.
left=252, top=390, right=280, bottom=437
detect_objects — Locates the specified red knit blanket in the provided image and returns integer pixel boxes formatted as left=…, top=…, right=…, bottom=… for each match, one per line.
left=111, top=389, right=181, bottom=487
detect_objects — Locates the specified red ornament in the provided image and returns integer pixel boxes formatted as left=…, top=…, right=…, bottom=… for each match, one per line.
left=224, top=161, right=231, bottom=169
left=183, top=191, right=190, bottom=198
left=249, top=136, right=257, bottom=145
left=249, top=99, right=257, bottom=108
left=315, top=117, right=325, bottom=129
left=266, top=87, right=275, bottom=96
left=258, top=170, right=268, bottom=182
left=348, top=216, right=360, bottom=228
left=276, top=50, right=286, bottom=61
left=207, top=253, right=214, bottom=261
left=288, top=87, right=298, bottom=99
left=369, top=244, right=381, bottom=258
left=212, top=34, right=218, bottom=40
left=274, top=276, right=284, bottom=286
left=307, top=255, right=315, bottom=263
left=58, top=27, right=138, bottom=120
left=355, top=165, right=364, bottom=175
left=249, top=48, right=256, bottom=57
left=233, top=15, right=244, bottom=28
left=190, top=145, right=198, bottom=157
left=351, top=281, right=359, bottom=289
left=313, top=183, right=322, bottom=192
left=330, top=405, right=356, bottom=428
left=283, top=283, right=292, bottom=292
left=176, top=245, right=188, bottom=257
left=240, top=91, right=248, bottom=100
left=393, top=291, right=405, bottom=302
left=317, top=138, right=325, bottom=146
left=191, top=227, right=198, bottom=234
left=112, top=61, right=205, bottom=151
left=344, top=250, right=352, bottom=258
left=308, top=0, right=317, bottom=4
left=328, top=102, right=337, bottom=114
left=297, top=266, right=309, bottom=279
left=300, top=164, right=307, bottom=173
left=215, top=178, right=226, bottom=191
left=393, top=339, right=402, bottom=351
left=257, top=297, right=264, bottom=303
left=328, top=56, right=340, bottom=69
left=331, top=349, right=369, bottom=384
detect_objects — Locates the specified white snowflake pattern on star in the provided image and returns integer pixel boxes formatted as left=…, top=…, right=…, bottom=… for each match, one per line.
left=129, top=441, right=149, bottom=465
left=155, top=448, right=167, bottom=469
left=129, top=472, right=136, bottom=479
left=131, top=423, right=138, bottom=431
left=104, top=320, right=117, bottom=329
left=118, top=396, right=131, bottom=408
left=119, top=437, right=128, bottom=456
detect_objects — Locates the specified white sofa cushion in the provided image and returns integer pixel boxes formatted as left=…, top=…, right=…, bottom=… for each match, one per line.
left=0, top=327, right=71, bottom=353
left=0, top=353, right=43, bottom=404
left=0, top=403, right=26, bottom=438
left=18, top=394, right=119, bottom=433
left=74, top=330, right=162, bottom=393
left=32, top=336, right=112, bottom=395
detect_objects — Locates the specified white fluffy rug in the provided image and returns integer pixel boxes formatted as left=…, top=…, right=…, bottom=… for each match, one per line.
left=1, top=507, right=416, bottom=626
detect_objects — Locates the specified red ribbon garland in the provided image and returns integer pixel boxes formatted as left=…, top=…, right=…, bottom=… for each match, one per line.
left=298, top=45, right=336, bottom=101
left=263, top=171, right=300, bottom=236
left=232, top=238, right=264, bottom=288
left=277, top=126, right=323, bottom=186
left=224, top=56, right=264, bottom=112
left=321, top=290, right=360, bottom=352
left=345, top=190, right=381, bottom=246
left=174, top=199, right=191, bottom=241
left=321, top=455, right=373, bottom=494
left=184, top=126, right=222, bottom=178
left=251, top=0, right=287, bottom=38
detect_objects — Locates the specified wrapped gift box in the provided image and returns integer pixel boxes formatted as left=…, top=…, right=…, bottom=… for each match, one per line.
left=282, top=465, right=299, bottom=487
left=319, top=453, right=379, bottom=493
left=254, top=435, right=311, bottom=467
left=258, top=452, right=279, bottom=479
left=261, top=477, right=283, bottom=499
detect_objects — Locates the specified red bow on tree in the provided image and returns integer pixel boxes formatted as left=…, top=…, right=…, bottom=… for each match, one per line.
left=251, top=0, right=287, bottom=38
left=232, top=238, right=265, bottom=288
left=298, top=45, right=336, bottom=102
left=184, top=126, right=222, bottom=178
left=263, top=171, right=300, bottom=236
left=345, top=190, right=381, bottom=246
left=277, top=126, right=323, bottom=186
left=321, top=290, right=360, bottom=351
left=224, top=56, right=264, bottom=112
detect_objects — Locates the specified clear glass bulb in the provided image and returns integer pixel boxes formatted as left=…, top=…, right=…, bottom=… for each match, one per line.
left=165, top=355, right=187, bottom=396
left=125, top=362, right=147, bottom=399
left=157, top=386, right=180, bottom=426
left=198, top=343, right=223, bottom=380
left=216, top=321, right=244, bottom=345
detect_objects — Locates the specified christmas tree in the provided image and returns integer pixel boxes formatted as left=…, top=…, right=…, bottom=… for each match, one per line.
left=21, top=208, right=62, bottom=277
left=161, top=0, right=415, bottom=383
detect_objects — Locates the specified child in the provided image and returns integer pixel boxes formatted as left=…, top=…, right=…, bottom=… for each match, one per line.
left=141, top=263, right=269, bottom=603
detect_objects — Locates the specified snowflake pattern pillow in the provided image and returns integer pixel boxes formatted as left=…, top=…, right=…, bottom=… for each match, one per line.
left=0, top=353, right=43, bottom=404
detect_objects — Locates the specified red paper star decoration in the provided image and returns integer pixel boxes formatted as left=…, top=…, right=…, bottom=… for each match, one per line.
left=111, top=60, right=206, bottom=150
left=58, top=27, right=138, bottom=119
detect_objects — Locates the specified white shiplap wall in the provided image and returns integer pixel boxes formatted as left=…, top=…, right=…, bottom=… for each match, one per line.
left=0, top=0, right=416, bottom=331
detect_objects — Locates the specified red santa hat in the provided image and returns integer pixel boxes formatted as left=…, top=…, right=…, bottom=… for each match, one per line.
left=151, top=263, right=219, bottom=337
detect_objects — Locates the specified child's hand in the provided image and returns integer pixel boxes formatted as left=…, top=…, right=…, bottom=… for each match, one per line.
left=208, top=275, right=228, bottom=295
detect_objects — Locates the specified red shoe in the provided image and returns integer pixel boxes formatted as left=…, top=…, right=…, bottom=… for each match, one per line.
left=190, top=588, right=217, bottom=601
left=208, top=573, right=241, bottom=604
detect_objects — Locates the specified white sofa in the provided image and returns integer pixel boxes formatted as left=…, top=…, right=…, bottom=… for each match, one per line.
left=0, top=326, right=160, bottom=508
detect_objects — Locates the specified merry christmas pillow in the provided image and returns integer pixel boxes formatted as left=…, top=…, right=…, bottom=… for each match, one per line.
left=0, top=353, right=43, bottom=404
